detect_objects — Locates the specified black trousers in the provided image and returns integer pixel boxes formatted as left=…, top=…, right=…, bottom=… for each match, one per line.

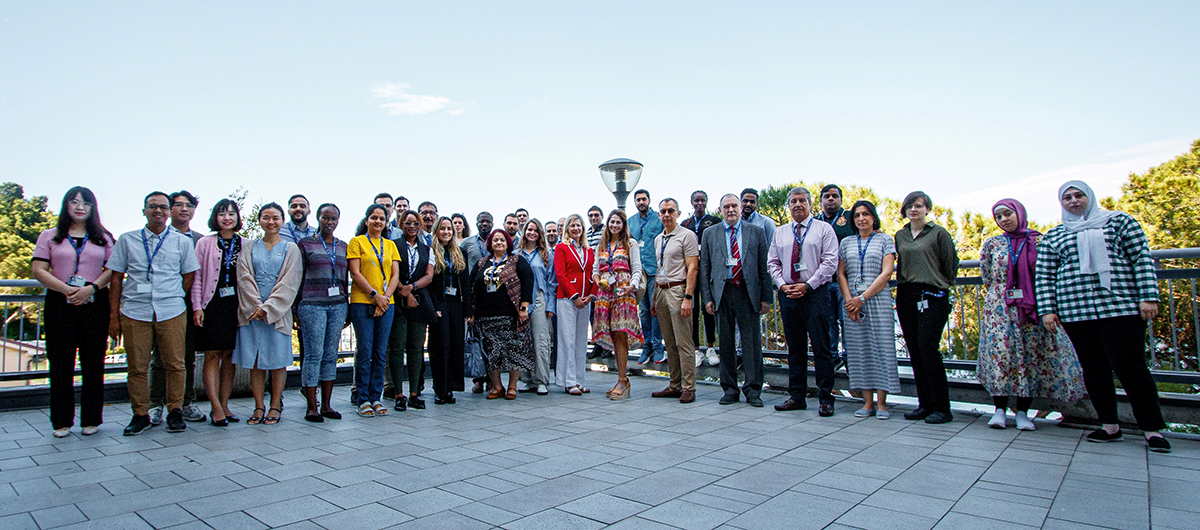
left=691, top=288, right=717, bottom=347
left=45, top=289, right=110, bottom=429
left=779, top=283, right=835, bottom=404
left=1063, top=315, right=1166, bottom=432
left=428, top=298, right=466, bottom=397
left=717, top=282, right=763, bottom=398
left=896, top=283, right=952, bottom=414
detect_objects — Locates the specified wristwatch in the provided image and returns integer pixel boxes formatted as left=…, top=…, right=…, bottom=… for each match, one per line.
left=683, top=294, right=693, bottom=300
left=858, top=295, right=866, bottom=303
left=369, top=290, right=378, bottom=298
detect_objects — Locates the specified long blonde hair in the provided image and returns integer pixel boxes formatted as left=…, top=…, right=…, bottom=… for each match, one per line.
left=564, top=213, right=585, bottom=247
left=597, top=209, right=633, bottom=256
left=520, top=218, right=551, bottom=265
left=431, top=217, right=466, bottom=273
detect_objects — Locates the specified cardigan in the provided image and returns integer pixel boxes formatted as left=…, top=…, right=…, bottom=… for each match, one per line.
left=191, top=234, right=247, bottom=310
left=235, top=239, right=303, bottom=334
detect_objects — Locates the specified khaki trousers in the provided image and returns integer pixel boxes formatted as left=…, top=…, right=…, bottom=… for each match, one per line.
left=654, top=284, right=695, bottom=391
left=122, top=313, right=187, bottom=416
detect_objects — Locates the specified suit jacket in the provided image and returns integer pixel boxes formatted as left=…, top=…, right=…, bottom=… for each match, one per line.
left=699, top=221, right=772, bottom=312
left=554, top=241, right=596, bottom=299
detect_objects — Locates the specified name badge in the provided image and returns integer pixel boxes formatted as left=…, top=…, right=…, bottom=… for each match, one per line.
left=486, top=284, right=499, bottom=293
left=136, top=283, right=153, bottom=293
left=726, top=257, right=738, bottom=267
left=917, top=300, right=929, bottom=312
left=793, top=262, right=808, bottom=272
left=1006, top=289, right=1023, bottom=300
left=67, top=275, right=87, bottom=287
left=855, top=282, right=871, bottom=293
left=219, top=286, right=236, bottom=298
left=445, top=286, right=458, bottom=296
left=327, top=286, right=341, bottom=297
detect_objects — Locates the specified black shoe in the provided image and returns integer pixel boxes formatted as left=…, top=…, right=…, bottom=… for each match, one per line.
left=747, top=396, right=764, bottom=408
left=123, top=415, right=153, bottom=436
left=818, top=403, right=835, bottom=417
left=408, top=395, right=425, bottom=410
left=210, top=418, right=229, bottom=427
left=383, top=387, right=396, bottom=400
left=719, top=393, right=739, bottom=405
left=1147, top=436, right=1171, bottom=453
left=1086, top=428, right=1123, bottom=443
left=924, top=411, right=953, bottom=424
left=394, top=399, right=407, bottom=412
left=903, top=408, right=931, bottom=420
left=444, top=393, right=455, bottom=404
left=165, top=409, right=187, bottom=433
left=774, top=399, right=807, bottom=411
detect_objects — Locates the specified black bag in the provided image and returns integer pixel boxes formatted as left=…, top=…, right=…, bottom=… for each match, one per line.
left=407, top=288, right=438, bottom=324
left=464, top=324, right=488, bottom=378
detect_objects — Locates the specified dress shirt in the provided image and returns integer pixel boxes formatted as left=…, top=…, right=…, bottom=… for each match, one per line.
left=106, top=226, right=201, bottom=322
left=628, top=210, right=663, bottom=276
left=743, top=211, right=777, bottom=240
left=766, top=217, right=838, bottom=290
left=283, top=222, right=317, bottom=245
left=654, top=224, right=699, bottom=283
left=721, top=220, right=744, bottom=281
left=520, top=248, right=558, bottom=314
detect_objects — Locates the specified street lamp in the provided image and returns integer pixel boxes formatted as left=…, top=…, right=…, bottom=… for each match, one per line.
left=598, top=158, right=643, bottom=212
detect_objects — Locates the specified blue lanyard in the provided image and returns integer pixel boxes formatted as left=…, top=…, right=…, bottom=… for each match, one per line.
left=820, top=208, right=843, bottom=224
left=658, top=234, right=672, bottom=268
left=140, top=228, right=169, bottom=282
left=793, top=220, right=810, bottom=249
left=856, top=232, right=875, bottom=284
left=476, top=236, right=487, bottom=258
left=218, top=237, right=236, bottom=284
left=320, top=236, right=340, bottom=283
left=366, top=236, right=388, bottom=286
left=1006, top=234, right=1028, bottom=280
left=286, top=223, right=309, bottom=244
left=66, top=236, right=87, bottom=274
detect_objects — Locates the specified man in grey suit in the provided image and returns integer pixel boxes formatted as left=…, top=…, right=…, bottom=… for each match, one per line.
left=699, top=194, right=773, bottom=407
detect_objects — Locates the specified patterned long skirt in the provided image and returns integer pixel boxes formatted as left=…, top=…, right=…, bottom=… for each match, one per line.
left=592, top=282, right=644, bottom=351
left=477, top=315, right=535, bottom=373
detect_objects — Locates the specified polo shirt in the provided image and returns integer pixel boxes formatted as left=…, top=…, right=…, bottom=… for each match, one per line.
left=653, top=224, right=699, bottom=284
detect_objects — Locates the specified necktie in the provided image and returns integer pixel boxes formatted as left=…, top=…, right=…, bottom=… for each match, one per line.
left=791, top=223, right=804, bottom=282
left=730, top=227, right=743, bottom=286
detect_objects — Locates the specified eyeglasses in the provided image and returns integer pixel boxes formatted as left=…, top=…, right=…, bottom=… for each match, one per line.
left=145, top=204, right=170, bottom=211
left=659, top=208, right=677, bottom=214
left=403, top=221, right=421, bottom=227
left=172, top=202, right=194, bottom=209
left=68, top=199, right=93, bottom=208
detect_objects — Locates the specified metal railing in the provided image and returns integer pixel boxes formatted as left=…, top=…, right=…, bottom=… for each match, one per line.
left=3, top=248, right=1199, bottom=392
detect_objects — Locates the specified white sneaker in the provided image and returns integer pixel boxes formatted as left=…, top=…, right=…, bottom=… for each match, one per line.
left=180, top=403, right=207, bottom=422
left=148, top=406, right=164, bottom=425
left=81, top=426, right=99, bottom=436
left=1015, top=411, right=1036, bottom=431
left=695, top=350, right=705, bottom=367
left=705, top=347, right=719, bottom=366
left=536, top=384, right=549, bottom=395
left=987, top=408, right=1007, bottom=429
left=53, top=428, right=70, bottom=438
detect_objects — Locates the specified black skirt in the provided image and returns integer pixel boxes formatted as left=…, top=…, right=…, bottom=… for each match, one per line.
left=195, top=294, right=239, bottom=351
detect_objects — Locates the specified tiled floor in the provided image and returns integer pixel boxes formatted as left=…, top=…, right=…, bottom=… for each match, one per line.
left=1, top=372, right=1196, bottom=529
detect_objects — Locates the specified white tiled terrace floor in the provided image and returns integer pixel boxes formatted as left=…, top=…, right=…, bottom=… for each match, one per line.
left=0, top=372, right=1197, bottom=530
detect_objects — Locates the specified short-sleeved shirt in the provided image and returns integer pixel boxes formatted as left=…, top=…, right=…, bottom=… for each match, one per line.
left=106, top=226, right=202, bottom=322
left=628, top=211, right=664, bottom=276
left=296, top=235, right=349, bottom=306
left=32, top=229, right=113, bottom=284
left=347, top=234, right=400, bottom=305
left=654, top=224, right=699, bottom=283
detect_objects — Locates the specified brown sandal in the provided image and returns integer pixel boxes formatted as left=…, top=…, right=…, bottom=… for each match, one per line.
left=505, top=388, right=518, bottom=400
left=487, top=386, right=505, bottom=400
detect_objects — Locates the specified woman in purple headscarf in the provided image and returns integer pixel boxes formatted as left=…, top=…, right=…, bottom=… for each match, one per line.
left=977, top=198, right=1085, bottom=431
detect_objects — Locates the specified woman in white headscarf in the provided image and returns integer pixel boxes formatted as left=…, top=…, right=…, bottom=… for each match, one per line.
left=1034, top=180, right=1170, bottom=453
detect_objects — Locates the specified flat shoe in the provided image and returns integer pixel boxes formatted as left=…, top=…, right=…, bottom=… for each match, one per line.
left=210, top=418, right=229, bottom=427
left=53, top=428, right=70, bottom=438
left=304, top=413, right=323, bottom=423
left=854, top=408, right=876, bottom=418
left=487, top=387, right=505, bottom=400
left=263, top=407, right=282, bottom=425
left=505, top=389, right=518, bottom=400
left=875, top=410, right=890, bottom=420
left=320, top=410, right=342, bottom=420
left=225, top=413, right=240, bottom=423
left=568, top=386, right=583, bottom=396
left=247, top=407, right=265, bottom=425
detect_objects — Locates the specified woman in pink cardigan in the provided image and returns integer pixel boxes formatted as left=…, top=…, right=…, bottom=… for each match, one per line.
left=191, top=199, right=246, bottom=426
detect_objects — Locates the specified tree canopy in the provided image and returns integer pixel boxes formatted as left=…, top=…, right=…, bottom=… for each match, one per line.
left=0, top=183, right=55, bottom=280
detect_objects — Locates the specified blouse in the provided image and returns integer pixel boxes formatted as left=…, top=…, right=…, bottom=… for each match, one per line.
left=32, top=229, right=113, bottom=284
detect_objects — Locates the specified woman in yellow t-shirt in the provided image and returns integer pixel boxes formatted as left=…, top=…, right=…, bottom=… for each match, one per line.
left=347, top=204, right=401, bottom=418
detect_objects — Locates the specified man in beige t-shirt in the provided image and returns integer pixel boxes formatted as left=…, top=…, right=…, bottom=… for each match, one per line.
left=650, top=198, right=700, bottom=403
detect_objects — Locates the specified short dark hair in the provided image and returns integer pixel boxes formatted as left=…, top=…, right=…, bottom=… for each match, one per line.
left=144, top=191, right=170, bottom=206
left=476, top=211, right=492, bottom=220
left=169, top=190, right=198, bottom=207
left=258, top=202, right=285, bottom=220
left=740, top=188, right=758, bottom=199
left=515, top=208, right=528, bottom=215
left=395, top=195, right=409, bottom=204
left=900, top=191, right=933, bottom=218
left=316, top=203, right=340, bottom=218
left=505, top=213, right=518, bottom=221
left=287, top=194, right=308, bottom=206
left=691, top=190, right=708, bottom=201
left=418, top=201, right=437, bottom=212
left=820, top=184, right=842, bottom=197
left=848, top=200, right=881, bottom=231
left=587, top=205, right=603, bottom=215
left=374, top=192, right=393, bottom=202
left=207, top=198, right=243, bottom=232
left=634, top=189, right=650, bottom=200
left=658, top=198, right=679, bottom=210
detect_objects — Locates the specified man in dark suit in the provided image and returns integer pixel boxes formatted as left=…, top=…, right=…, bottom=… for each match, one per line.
left=699, top=193, right=773, bottom=407
left=682, top=190, right=723, bottom=367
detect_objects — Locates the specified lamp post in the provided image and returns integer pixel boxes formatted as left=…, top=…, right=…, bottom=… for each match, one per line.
left=598, top=158, right=643, bottom=212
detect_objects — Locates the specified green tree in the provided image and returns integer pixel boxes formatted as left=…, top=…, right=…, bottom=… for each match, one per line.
left=0, top=183, right=55, bottom=280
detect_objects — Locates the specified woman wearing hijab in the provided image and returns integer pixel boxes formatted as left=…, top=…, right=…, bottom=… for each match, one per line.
left=1035, top=181, right=1170, bottom=452
left=978, top=199, right=1085, bottom=431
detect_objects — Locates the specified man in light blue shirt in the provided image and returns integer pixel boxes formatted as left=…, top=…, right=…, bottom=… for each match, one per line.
left=741, top=187, right=778, bottom=240
left=627, top=189, right=664, bottom=364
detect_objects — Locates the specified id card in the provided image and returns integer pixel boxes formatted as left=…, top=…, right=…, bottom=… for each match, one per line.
left=917, top=300, right=929, bottom=312
left=1005, top=289, right=1023, bottom=299
left=726, top=257, right=738, bottom=267
left=855, top=282, right=871, bottom=293
left=793, top=262, right=808, bottom=272
left=327, top=286, right=341, bottom=297
left=445, top=286, right=458, bottom=296
left=67, top=275, right=87, bottom=287
left=137, top=283, right=153, bottom=293
left=219, top=286, right=236, bottom=298
left=486, top=284, right=499, bottom=293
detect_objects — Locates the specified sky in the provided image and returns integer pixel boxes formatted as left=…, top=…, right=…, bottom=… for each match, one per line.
left=1, top=1, right=1198, bottom=240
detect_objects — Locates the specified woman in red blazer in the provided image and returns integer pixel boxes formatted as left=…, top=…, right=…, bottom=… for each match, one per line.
left=554, top=214, right=597, bottom=394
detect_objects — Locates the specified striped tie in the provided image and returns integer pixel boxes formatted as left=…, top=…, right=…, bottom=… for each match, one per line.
left=730, top=227, right=743, bottom=286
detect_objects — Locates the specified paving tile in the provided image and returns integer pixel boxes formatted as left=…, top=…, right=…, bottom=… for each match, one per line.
left=57, top=512, right=155, bottom=530
left=834, top=504, right=938, bottom=530
left=1151, top=505, right=1200, bottom=529
left=1048, top=486, right=1148, bottom=529
left=932, top=512, right=1038, bottom=530
left=727, top=490, right=854, bottom=529
left=314, top=480, right=403, bottom=509
left=885, top=458, right=986, bottom=500
left=385, top=509, right=494, bottom=529
left=244, top=495, right=341, bottom=528
left=950, top=489, right=1048, bottom=527
left=607, top=467, right=720, bottom=505
left=31, top=504, right=88, bottom=529
left=501, top=508, right=606, bottom=530
left=641, top=498, right=735, bottom=530
left=311, top=502, right=409, bottom=530
left=557, top=492, right=650, bottom=524
left=381, top=488, right=472, bottom=518
left=137, top=504, right=197, bottom=529
left=481, top=474, right=611, bottom=516
left=861, top=489, right=955, bottom=520
left=977, top=459, right=1067, bottom=493
left=451, top=501, right=523, bottom=526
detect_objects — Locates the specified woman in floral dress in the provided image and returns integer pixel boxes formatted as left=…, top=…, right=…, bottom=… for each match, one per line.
left=591, top=209, right=644, bottom=400
left=977, top=198, right=1085, bottom=430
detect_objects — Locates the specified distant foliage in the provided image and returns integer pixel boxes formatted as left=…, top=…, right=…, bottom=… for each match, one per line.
left=0, top=183, right=55, bottom=281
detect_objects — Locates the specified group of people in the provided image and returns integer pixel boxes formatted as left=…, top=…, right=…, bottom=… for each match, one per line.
left=34, top=180, right=1171, bottom=452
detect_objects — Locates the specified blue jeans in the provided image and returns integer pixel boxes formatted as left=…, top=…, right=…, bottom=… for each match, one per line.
left=638, top=278, right=663, bottom=358
left=350, top=303, right=394, bottom=405
left=297, top=303, right=348, bottom=387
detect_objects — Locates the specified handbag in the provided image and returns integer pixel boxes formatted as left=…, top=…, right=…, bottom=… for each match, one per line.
left=464, top=324, right=488, bottom=378
left=408, top=287, right=438, bottom=324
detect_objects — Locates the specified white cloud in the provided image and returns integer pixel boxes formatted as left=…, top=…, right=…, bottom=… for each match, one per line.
left=371, top=83, right=459, bottom=116
left=945, top=137, right=1195, bottom=223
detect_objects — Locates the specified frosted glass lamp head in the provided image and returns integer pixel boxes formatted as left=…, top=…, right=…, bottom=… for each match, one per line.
left=598, top=158, right=643, bottom=211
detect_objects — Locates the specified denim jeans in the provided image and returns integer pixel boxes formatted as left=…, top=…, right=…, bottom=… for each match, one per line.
left=350, top=303, right=394, bottom=405
left=638, top=278, right=663, bottom=358
left=297, top=303, right=348, bottom=387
